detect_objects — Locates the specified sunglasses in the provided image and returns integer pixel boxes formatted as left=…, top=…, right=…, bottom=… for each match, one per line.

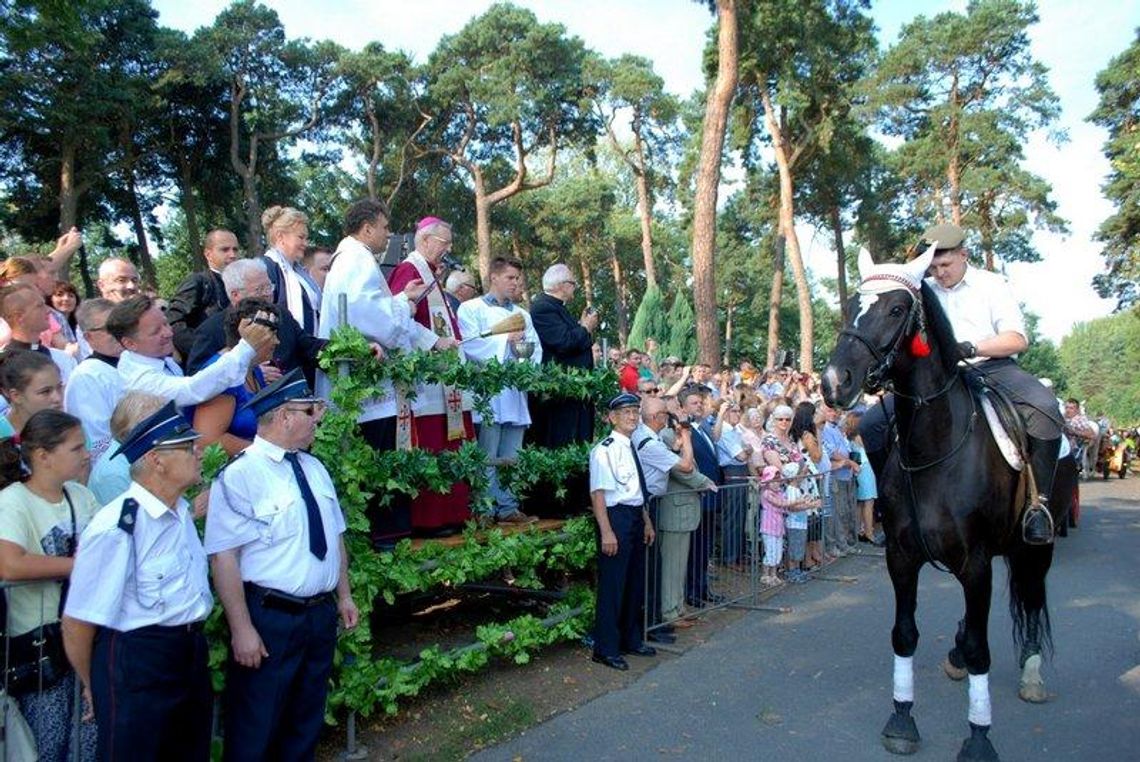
left=286, top=402, right=325, bottom=417
left=643, top=387, right=661, bottom=394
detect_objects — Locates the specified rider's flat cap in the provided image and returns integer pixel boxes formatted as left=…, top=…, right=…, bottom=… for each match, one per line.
left=921, top=223, right=966, bottom=252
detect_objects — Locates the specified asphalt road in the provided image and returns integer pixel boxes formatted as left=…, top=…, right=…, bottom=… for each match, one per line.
left=473, top=479, right=1140, bottom=761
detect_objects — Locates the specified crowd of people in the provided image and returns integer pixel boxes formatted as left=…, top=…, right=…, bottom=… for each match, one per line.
left=584, top=352, right=887, bottom=670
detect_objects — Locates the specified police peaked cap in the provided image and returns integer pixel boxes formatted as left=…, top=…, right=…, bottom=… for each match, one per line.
left=112, top=400, right=200, bottom=464
left=241, top=367, right=320, bottom=419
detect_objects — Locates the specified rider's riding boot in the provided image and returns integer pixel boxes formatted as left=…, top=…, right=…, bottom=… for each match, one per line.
left=1023, top=436, right=1060, bottom=545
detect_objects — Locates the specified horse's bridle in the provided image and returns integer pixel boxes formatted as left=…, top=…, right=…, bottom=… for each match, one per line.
left=838, top=274, right=925, bottom=394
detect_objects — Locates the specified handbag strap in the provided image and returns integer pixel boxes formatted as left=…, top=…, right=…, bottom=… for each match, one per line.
left=58, top=485, right=77, bottom=617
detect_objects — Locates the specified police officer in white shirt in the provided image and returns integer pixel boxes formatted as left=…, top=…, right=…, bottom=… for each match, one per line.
left=588, top=392, right=657, bottom=671
left=62, top=401, right=213, bottom=761
left=205, top=368, right=358, bottom=760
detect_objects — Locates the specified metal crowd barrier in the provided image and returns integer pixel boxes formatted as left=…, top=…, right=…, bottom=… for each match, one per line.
left=644, top=470, right=860, bottom=642
left=1, top=579, right=89, bottom=762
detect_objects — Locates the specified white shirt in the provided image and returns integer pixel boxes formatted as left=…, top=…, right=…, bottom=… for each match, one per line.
left=65, top=481, right=213, bottom=630
left=589, top=430, right=644, bottom=507
left=716, top=422, right=747, bottom=467
left=64, top=355, right=123, bottom=459
left=118, top=342, right=255, bottom=409
left=317, top=236, right=438, bottom=422
left=631, top=423, right=680, bottom=498
left=457, top=296, right=542, bottom=426
left=265, top=247, right=320, bottom=329
left=204, top=436, right=345, bottom=597
left=925, top=266, right=1025, bottom=358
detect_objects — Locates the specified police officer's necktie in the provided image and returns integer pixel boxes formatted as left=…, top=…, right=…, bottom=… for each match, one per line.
left=284, top=451, right=327, bottom=560
left=630, top=441, right=650, bottom=505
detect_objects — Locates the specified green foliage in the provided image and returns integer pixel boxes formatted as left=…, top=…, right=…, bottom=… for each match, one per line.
left=866, top=0, right=1065, bottom=267
left=662, top=292, right=698, bottom=363
left=627, top=283, right=665, bottom=352
left=1059, top=309, right=1140, bottom=424
left=306, top=326, right=610, bottom=716
left=1088, top=29, right=1140, bottom=308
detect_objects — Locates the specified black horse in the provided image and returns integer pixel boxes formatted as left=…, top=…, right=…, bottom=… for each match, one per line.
left=821, top=249, right=1054, bottom=762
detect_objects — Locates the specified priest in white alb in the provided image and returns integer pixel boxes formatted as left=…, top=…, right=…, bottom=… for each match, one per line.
left=458, top=255, right=542, bottom=525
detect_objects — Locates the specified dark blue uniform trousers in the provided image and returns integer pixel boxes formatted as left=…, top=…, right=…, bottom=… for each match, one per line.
left=223, top=588, right=338, bottom=761
left=593, top=504, right=647, bottom=658
left=91, top=624, right=212, bottom=762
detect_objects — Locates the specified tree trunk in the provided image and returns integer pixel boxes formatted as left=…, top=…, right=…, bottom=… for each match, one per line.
left=690, top=0, right=738, bottom=368
left=179, top=159, right=204, bottom=268
left=766, top=234, right=785, bottom=369
left=243, top=170, right=261, bottom=255
left=723, top=302, right=734, bottom=367
left=76, top=245, right=95, bottom=299
left=58, top=141, right=79, bottom=231
left=947, top=70, right=963, bottom=226
left=610, top=240, right=629, bottom=347
left=633, top=130, right=658, bottom=290
left=830, top=205, right=848, bottom=325
left=473, top=171, right=493, bottom=282
left=578, top=257, right=594, bottom=312
left=367, top=107, right=382, bottom=201
left=762, top=91, right=814, bottom=373
left=125, top=168, right=157, bottom=287
left=510, top=232, right=532, bottom=307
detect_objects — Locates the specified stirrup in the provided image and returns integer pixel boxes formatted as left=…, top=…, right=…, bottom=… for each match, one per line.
left=1021, top=503, right=1054, bottom=545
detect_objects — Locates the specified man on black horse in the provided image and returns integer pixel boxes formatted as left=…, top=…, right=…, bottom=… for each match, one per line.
left=861, top=223, right=1062, bottom=545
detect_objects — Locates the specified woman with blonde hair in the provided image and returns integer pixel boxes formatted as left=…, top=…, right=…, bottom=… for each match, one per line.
left=260, top=205, right=319, bottom=332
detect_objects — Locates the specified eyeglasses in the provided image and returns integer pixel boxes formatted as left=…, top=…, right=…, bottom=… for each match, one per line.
left=154, top=440, right=197, bottom=454
left=644, top=387, right=661, bottom=394
left=561, top=279, right=579, bottom=287
left=430, top=235, right=453, bottom=245
left=286, top=402, right=325, bottom=417
left=773, top=417, right=792, bottom=422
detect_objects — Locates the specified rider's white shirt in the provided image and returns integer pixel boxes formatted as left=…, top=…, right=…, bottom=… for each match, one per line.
left=925, top=266, right=1025, bottom=356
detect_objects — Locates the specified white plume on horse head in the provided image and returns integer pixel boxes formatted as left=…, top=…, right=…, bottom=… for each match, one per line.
left=857, top=243, right=938, bottom=293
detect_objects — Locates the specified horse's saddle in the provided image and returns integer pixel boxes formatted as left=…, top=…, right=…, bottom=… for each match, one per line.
left=973, top=382, right=1026, bottom=471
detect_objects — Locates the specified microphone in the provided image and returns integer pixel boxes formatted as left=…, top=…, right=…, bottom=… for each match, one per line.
left=442, top=253, right=465, bottom=272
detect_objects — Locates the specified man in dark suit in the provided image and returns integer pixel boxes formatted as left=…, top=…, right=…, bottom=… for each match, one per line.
left=678, top=385, right=724, bottom=607
left=166, top=229, right=240, bottom=363
left=185, top=258, right=326, bottom=386
left=528, top=263, right=599, bottom=517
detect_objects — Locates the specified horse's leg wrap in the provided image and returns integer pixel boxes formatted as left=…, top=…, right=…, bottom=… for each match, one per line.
left=893, top=655, right=914, bottom=702
left=968, top=673, right=992, bottom=726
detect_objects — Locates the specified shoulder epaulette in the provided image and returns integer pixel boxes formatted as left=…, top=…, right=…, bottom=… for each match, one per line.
left=213, top=450, right=246, bottom=479
left=636, top=436, right=654, bottom=451
left=117, top=498, right=139, bottom=535
left=600, top=436, right=614, bottom=446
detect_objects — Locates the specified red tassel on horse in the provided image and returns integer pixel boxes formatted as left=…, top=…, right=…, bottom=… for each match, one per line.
left=910, top=331, right=931, bottom=357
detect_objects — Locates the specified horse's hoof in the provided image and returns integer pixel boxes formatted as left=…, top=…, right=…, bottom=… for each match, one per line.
left=957, top=724, right=1000, bottom=761
left=882, top=708, right=921, bottom=755
left=1018, top=654, right=1048, bottom=703
left=943, top=656, right=968, bottom=681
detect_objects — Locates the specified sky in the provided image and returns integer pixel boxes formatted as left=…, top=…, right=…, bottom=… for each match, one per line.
left=151, top=0, right=1140, bottom=343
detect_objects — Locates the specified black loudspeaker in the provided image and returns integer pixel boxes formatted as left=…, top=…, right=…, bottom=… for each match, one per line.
left=378, top=232, right=414, bottom=273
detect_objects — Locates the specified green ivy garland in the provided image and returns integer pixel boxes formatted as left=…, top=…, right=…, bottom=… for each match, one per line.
left=305, top=326, right=612, bottom=717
